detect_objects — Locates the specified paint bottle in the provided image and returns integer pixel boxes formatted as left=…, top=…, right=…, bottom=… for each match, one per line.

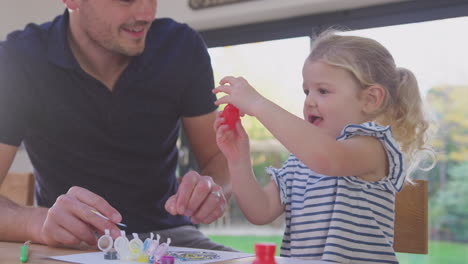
left=253, top=243, right=277, bottom=264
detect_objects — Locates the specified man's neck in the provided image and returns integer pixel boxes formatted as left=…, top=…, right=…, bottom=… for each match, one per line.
left=67, top=21, right=130, bottom=91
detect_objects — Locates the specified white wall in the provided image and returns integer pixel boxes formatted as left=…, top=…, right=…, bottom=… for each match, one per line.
left=0, top=1, right=64, bottom=40
left=0, top=1, right=63, bottom=171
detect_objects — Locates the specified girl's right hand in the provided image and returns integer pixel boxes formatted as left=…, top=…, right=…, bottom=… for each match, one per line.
left=213, top=76, right=267, bottom=117
left=213, top=111, right=250, bottom=163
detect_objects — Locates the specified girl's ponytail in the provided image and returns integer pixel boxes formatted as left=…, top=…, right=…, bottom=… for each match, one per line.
left=383, top=67, right=435, bottom=175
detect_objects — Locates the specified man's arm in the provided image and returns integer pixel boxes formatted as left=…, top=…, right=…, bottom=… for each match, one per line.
left=165, top=111, right=232, bottom=224
left=182, top=111, right=231, bottom=198
left=0, top=143, right=124, bottom=246
left=0, top=143, right=47, bottom=243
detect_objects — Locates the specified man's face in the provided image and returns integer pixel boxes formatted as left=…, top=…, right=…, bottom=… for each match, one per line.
left=76, top=0, right=157, bottom=56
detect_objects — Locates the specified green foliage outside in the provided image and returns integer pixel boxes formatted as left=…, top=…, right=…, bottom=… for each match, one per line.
left=427, top=85, right=468, bottom=163
left=430, top=162, right=468, bottom=241
left=426, top=85, right=468, bottom=241
left=208, top=235, right=468, bottom=263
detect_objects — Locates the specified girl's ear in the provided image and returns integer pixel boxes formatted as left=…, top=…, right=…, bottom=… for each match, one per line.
left=362, top=85, right=385, bottom=114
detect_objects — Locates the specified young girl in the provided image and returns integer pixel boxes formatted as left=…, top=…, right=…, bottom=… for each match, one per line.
left=213, top=31, right=434, bottom=263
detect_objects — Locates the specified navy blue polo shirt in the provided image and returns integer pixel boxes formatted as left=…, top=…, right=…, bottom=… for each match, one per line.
left=0, top=11, right=217, bottom=233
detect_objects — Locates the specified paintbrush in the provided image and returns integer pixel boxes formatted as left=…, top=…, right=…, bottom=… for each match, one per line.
left=91, top=209, right=127, bottom=227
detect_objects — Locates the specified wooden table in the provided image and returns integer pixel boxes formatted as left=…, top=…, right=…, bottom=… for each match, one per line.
left=0, top=241, right=91, bottom=264
left=0, top=241, right=331, bottom=264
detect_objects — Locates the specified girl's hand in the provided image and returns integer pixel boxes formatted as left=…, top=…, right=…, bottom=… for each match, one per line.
left=213, top=111, right=250, bottom=163
left=213, top=76, right=266, bottom=117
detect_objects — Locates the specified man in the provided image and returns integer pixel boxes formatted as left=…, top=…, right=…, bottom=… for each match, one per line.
left=0, top=0, right=232, bottom=250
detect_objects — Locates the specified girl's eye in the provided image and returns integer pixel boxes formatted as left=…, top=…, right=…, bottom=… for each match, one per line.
left=318, top=88, right=328, bottom=94
left=303, top=89, right=309, bottom=95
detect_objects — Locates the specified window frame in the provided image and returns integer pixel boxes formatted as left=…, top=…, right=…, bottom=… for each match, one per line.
left=199, top=0, right=468, bottom=48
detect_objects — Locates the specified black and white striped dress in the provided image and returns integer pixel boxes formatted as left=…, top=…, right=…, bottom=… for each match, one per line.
left=267, top=122, right=405, bottom=264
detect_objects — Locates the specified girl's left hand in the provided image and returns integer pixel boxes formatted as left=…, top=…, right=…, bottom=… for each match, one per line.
left=213, top=111, right=250, bottom=163
left=213, top=76, right=266, bottom=117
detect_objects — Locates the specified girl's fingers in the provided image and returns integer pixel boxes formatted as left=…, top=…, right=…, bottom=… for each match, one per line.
left=214, top=118, right=223, bottom=130
left=219, top=76, right=237, bottom=85
left=216, top=124, right=229, bottom=138
left=213, top=85, right=232, bottom=95
left=214, top=95, right=229, bottom=106
left=218, top=124, right=230, bottom=135
left=235, top=120, right=248, bottom=138
left=216, top=125, right=234, bottom=144
left=214, top=120, right=226, bottom=132
left=213, top=113, right=224, bottom=130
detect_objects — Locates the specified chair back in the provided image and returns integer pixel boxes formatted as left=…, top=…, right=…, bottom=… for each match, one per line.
left=393, top=180, right=428, bottom=254
left=0, top=172, right=34, bottom=206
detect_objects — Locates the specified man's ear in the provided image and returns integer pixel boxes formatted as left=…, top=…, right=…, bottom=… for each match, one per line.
left=362, top=85, right=385, bottom=114
left=62, top=0, right=79, bottom=11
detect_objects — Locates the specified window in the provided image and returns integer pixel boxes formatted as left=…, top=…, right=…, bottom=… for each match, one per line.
left=204, top=16, right=468, bottom=262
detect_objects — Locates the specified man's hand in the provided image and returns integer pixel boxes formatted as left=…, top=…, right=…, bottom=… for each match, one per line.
left=165, top=171, right=227, bottom=224
left=40, top=186, right=122, bottom=247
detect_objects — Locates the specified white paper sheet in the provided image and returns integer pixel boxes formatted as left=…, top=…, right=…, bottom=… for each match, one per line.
left=49, top=246, right=254, bottom=264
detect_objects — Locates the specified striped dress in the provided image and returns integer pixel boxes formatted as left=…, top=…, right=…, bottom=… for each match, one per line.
left=267, top=122, right=405, bottom=264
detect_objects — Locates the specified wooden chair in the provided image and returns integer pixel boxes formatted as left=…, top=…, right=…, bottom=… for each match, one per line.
left=0, top=172, right=35, bottom=206
left=393, top=180, right=428, bottom=254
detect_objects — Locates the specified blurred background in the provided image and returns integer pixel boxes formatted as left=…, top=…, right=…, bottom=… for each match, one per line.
left=1, top=1, right=467, bottom=263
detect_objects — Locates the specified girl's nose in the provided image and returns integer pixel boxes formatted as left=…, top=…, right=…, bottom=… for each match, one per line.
left=304, top=94, right=317, bottom=106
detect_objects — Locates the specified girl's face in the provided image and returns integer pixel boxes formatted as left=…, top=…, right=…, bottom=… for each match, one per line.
left=302, top=60, right=369, bottom=138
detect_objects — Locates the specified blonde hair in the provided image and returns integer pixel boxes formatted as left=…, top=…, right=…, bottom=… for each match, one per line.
left=308, top=30, right=435, bottom=176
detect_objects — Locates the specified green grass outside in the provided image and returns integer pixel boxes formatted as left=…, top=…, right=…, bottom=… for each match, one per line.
left=208, top=235, right=468, bottom=263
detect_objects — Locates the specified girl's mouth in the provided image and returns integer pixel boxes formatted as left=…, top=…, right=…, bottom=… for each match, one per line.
left=308, top=115, right=323, bottom=126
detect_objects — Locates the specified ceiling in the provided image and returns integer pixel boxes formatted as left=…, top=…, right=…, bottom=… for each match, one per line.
left=158, top=0, right=407, bottom=31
